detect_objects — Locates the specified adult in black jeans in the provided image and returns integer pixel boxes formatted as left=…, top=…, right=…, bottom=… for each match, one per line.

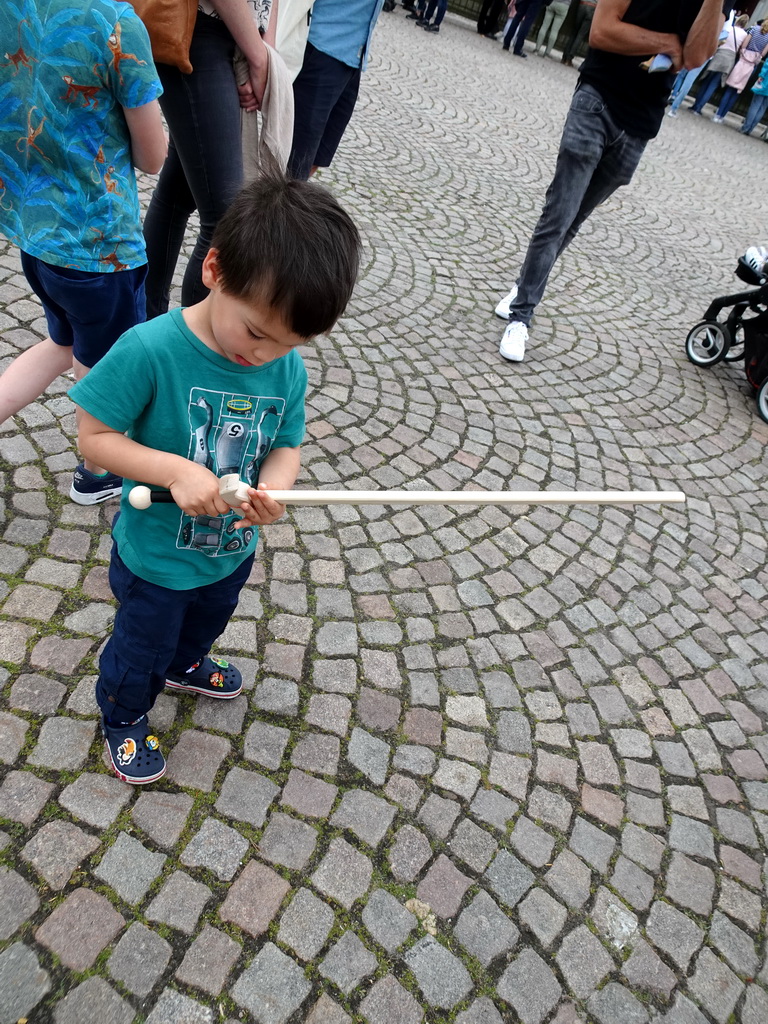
left=477, top=0, right=506, bottom=38
left=503, top=0, right=549, bottom=57
left=562, top=0, right=597, bottom=66
left=143, top=0, right=270, bottom=318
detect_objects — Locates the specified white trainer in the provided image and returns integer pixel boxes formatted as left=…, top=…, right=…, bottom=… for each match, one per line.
left=499, top=320, right=527, bottom=362
left=494, top=284, right=518, bottom=319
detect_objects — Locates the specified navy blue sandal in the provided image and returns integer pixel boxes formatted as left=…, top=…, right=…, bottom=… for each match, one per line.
left=103, top=715, right=166, bottom=784
left=165, top=656, right=242, bottom=699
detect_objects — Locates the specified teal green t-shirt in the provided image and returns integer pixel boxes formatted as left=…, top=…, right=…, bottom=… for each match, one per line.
left=70, top=308, right=307, bottom=589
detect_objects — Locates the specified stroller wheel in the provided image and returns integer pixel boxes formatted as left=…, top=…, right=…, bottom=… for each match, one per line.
left=685, top=320, right=730, bottom=367
left=757, top=378, right=768, bottom=424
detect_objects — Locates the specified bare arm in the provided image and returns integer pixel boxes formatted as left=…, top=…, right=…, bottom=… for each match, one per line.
left=210, top=0, right=269, bottom=108
left=78, top=411, right=230, bottom=517
left=234, top=445, right=301, bottom=527
left=681, top=0, right=725, bottom=69
left=590, top=0, right=684, bottom=66
left=123, top=99, right=167, bottom=174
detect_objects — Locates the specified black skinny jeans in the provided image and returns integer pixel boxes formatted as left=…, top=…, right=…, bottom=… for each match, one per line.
left=143, top=14, right=243, bottom=318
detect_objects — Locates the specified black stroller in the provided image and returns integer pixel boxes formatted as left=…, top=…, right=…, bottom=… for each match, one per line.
left=685, top=248, right=768, bottom=423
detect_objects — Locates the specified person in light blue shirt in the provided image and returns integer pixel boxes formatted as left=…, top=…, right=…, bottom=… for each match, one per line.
left=288, top=0, right=385, bottom=179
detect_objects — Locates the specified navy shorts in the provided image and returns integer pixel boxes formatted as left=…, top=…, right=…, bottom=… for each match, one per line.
left=288, top=43, right=362, bottom=180
left=20, top=252, right=147, bottom=368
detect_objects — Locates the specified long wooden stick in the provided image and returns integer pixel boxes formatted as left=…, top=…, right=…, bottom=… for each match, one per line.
left=263, top=489, right=686, bottom=506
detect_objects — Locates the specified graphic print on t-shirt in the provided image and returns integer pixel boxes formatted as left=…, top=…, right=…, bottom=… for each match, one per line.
left=179, top=388, right=284, bottom=557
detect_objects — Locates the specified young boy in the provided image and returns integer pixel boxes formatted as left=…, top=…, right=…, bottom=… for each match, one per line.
left=70, top=173, right=361, bottom=783
left=0, top=0, right=166, bottom=502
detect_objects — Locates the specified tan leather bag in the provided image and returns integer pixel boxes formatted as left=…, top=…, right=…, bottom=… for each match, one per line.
left=128, top=0, right=198, bottom=74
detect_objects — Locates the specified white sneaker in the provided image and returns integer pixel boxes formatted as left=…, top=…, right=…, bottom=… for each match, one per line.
left=666, top=109, right=678, bottom=118
left=494, top=284, right=518, bottom=319
left=712, top=115, right=723, bottom=124
left=499, top=320, right=527, bottom=362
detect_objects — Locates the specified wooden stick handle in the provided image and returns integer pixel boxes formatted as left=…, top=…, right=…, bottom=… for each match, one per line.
left=264, top=489, right=686, bottom=506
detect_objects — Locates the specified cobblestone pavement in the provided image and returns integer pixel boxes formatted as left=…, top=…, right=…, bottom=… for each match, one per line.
left=1, top=12, right=768, bottom=1024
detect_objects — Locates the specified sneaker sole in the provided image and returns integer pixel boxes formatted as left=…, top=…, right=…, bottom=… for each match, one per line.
left=69, top=483, right=123, bottom=505
left=165, top=678, right=243, bottom=699
left=104, top=740, right=167, bottom=784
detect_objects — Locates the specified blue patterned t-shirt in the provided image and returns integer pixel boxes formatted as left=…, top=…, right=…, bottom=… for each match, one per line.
left=0, top=0, right=162, bottom=271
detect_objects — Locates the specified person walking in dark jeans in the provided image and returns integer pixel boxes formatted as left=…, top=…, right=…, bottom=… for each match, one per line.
left=422, top=0, right=448, bottom=31
left=478, top=0, right=506, bottom=37
left=562, top=0, right=597, bottom=65
left=503, top=0, right=549, bottom=56
left=494, top=0, right=730, bottom=363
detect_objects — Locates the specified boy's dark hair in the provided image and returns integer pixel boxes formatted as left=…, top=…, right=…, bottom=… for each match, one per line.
left=211, top=170, right=361, bottom=338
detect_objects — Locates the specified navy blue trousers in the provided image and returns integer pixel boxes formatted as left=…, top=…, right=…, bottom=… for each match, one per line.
left=97, top=544, right=254, bottom=722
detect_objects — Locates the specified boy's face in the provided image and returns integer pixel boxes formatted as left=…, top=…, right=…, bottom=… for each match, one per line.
left=200, top=251, right=307, bottom=367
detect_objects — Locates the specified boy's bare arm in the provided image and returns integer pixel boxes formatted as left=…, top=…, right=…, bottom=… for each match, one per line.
left=78, top=410, right=230, bottom=516
left=123, top=99, right=167, bottom=174
left=234, top=445, right=301, bottom=528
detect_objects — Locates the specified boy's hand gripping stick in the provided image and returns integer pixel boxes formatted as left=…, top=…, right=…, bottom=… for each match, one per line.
left=128, top=474, right=250, bottom=510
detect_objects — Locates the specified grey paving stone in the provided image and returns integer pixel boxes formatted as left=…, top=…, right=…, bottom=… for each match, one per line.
left=741, top=985, right=768, bottom=1024
left=305, top=994, right=351, bottom=1024
left=281, top=767, right=338, bottom=817
left=231, top=941, right=312, bottom=1024
left=621, top=822, right=665, bottom=872
left=450, top=817, right=498, bottom=872
left=417, top=792, right=460, bottom=839
left=611, top=854, right=655, bottom=911
left=58, top=771, right=132, bottom=829
left=556, top=924, right=616, bottom=999
left=590, top=886, right=640, bottom=950
left=645, top=900, right=704, bottom=970
left=510, top=815, right=556, bottom=868
left=668, top=813, right=716, bottom=862
left=331, top=788, right=397, bottom=846
left=180, top=816, right=249, bottom=881
left=455, top=889, right=519, bottom=965
left=394, top=742, right=436, bottom=776
left=144, top=987, right=215, bottom=1024
left=320, top=930, right=378, bottom=994
left=544, top=849, right=593, bottom=909
left=484, top=849, right=534, bottom=909
left=687, top=948, right=744, bottom=1023
left=108, top=922, right=172, bottom=998
left=277, top=887, right=335, bottom=961
left=455, top=998, right=505, bottom=1024
left=709, top=910, right=760, bottom=977
left=35, top=887, right=124, bottom=969
left=132, top=790, right=194, bottom=848
left=587, top=983, right=649, bottom=1024
left=215, top=766, right=279, bottom=827
left=622, top=938, right=677, bottom=999
left=252, top=676, right=300, bottom=715
left=52, top=977, right=134, bottom=1024
left=219, top=860, right=290, bottom=937
left=292, top=731, right=341, bottom=775
left=362, top=888, right=417, bottom=953
left=385, top=772, right=423, bottom=810
left=0, top=868, right=40, bottom=941
left=175, top=923, right=241, bottom=996
left=347, top=726, right=390, bottom=784
left=0, top=942, right=50, bottom=1024
left=311, top=837, right=372, bottom=908
left=27, top=716, right=95, bottom=769
left=416, top=853, right=472, bottom=919
left=359, top=974, right=423, bottom=1024
left=258, top=811, right=318, bottom=870
left=192, top=692, right=247, bottom=733
left=0, top=711, right=28, bottom=764
left=665, top=852, right=715, bottom=915
left=518, top=887, right=568, bottom=947
left=404, top=935, right=473, bottom=1010
left=146, top=870, right=212, bottom=935
left=9, top=672, right=66, bottom=712
left=388, top=824, right=433, bottom=882
left=95, top=831, right=166, bottom=904
left=165, top=729, right=230, bottom=791
left=569, top=816, right=616, bottom=872
left=0, top=769, right=54, bottom=826
left=497, top=948, right=562, bottom=1024
left=243, top=719, right=291, bottom=769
